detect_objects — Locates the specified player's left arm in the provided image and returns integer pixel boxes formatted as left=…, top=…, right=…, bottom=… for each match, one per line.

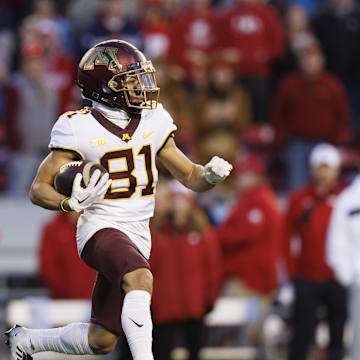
left=157, top=137, right=232, bottom=192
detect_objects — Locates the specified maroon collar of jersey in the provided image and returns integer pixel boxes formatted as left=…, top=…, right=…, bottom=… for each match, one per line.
left=90, top=108, right=141, bottom=143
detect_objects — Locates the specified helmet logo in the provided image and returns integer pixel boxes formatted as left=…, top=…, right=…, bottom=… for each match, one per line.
left=83, top=47, right=122, bottom=73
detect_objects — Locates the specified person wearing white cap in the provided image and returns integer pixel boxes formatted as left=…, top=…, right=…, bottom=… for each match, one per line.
left=309, top=143, right=342, bottom=170
left=327, top=151, right=360, bottom=359
left=284, top=143, right=347, bottom=360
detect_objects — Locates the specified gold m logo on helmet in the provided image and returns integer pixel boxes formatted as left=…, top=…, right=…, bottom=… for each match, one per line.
left=83, top=47, right=122, bottom=72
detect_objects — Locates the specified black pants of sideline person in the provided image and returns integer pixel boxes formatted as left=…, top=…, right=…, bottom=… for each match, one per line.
left=153, top=319, right=205, bottom=360
left=288, top=277, right=347, bottom=360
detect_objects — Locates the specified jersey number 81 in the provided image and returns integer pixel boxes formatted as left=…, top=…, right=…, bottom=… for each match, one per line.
left=100, top=145, right=154, bottom=200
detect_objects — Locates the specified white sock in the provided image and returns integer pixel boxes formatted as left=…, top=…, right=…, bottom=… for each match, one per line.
left=121, top=290, right=154, bottom=360
left=20, top=323, right=94, bottom=355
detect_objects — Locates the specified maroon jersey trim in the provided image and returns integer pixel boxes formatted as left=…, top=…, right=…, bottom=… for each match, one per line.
left=50, top=147, right=84, bottom=160
left=90, top=108, right=141, bottom=143
left=157, top=130, right=176, bottom=155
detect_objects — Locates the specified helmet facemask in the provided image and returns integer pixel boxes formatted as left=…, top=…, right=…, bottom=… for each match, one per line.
left=108, top=60, right=160, bottom=110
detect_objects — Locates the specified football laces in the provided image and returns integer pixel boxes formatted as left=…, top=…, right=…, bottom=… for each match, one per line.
left=59, top=161, right=82, bottom=173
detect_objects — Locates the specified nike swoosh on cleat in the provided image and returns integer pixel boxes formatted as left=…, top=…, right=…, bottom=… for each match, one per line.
left=129, top=318, right=144, bottom=327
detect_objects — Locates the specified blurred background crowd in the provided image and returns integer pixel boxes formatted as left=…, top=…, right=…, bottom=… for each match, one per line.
left=1, top=0, right=360, bottom=359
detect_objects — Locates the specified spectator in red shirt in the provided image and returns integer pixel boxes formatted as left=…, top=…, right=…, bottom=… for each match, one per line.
left=167, top=0, right=220, bottom=89
left=217, top=153, right=282, bottom=352
left=219, top=0, right=285, bottom=123
left=150, top=179, right=222, bottom=360
left=283, top=143, right=347, bottom=360
left=138, top=0, right=170, bottom=59
left=271, top=44, right=351, bottom=190
left=39, top=212, right=96, bottom=299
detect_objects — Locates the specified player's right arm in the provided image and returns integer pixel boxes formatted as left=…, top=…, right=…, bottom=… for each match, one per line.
left=30, top=150, right=111, bottom=212
left=31, top=111, right=111, bottom=212
left=29, top=150, right=76, bottom=211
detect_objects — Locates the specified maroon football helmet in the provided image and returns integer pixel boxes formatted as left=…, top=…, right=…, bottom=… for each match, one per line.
left=77, top=39, right=160, bottom=114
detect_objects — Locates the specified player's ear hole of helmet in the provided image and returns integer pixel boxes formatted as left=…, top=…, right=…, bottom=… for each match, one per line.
left=101, top=84, right=113, bottom=94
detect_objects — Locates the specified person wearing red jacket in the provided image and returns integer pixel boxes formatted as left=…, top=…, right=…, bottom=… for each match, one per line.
left=283, top=143, right=347, bottom=360
left=271, top=44, right=351, bottom=190
left=218, top=0, right=285, bottom=123
left=167, top=0, right=220, bottom=88
left=138, top=0, right=171, bottom=59
left=150, top=180, right=222, bottom=360
left=217, top=153, right=282, bottom=351
left=39, top=212, right=96, bottom=299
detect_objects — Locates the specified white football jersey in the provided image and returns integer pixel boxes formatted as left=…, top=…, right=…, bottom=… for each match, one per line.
left=49, top=104, right=177, bottom=258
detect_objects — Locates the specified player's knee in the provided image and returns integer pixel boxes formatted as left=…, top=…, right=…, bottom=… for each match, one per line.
left=122, top=268, right=153, bottom=295
left=88, top=325, right=117, bottom=354
left=89, top=335, right=117, bottom=354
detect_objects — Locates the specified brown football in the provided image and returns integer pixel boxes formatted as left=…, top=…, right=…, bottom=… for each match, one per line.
left=54, top=160, right=108, bottom=197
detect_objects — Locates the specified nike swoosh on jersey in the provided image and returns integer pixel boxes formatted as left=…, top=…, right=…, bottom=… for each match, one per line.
left=129, top=318, right=144, bottom=327
left=143, top=131, right=154, bottom=139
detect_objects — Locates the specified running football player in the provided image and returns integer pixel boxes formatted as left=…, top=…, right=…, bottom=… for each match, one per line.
left=5, top=40, right=232, bottom=360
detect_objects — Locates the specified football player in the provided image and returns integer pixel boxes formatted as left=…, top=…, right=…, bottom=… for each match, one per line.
left=5, top=40, right=232, bottom=360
